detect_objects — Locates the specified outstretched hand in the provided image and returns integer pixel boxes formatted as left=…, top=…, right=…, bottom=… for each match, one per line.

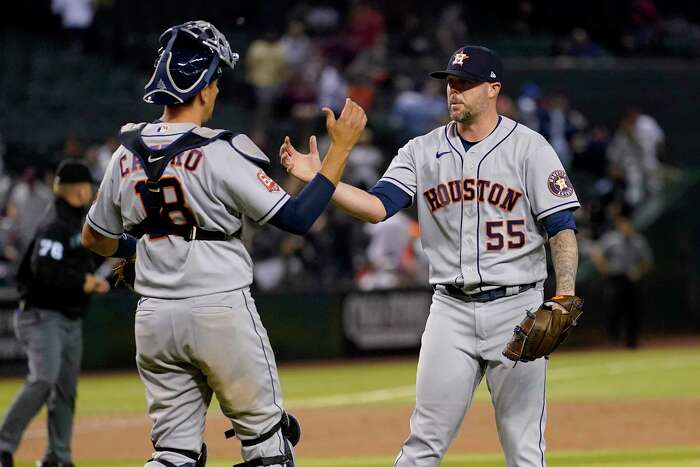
left=281, top=98, right=366, bottom=184
left=280, top=135, right=321, bottom=183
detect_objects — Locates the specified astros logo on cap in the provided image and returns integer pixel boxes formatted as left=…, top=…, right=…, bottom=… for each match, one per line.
left=452, top=52, right=470, bottom=65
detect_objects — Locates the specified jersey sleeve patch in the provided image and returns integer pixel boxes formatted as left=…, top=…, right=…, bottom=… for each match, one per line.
left=547, top=170, right=575, bottom=198
left=257, top=169, right=280, bottom=192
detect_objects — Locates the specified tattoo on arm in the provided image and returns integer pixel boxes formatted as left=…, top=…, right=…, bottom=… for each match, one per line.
left=549, top=229, right=578, bottom=295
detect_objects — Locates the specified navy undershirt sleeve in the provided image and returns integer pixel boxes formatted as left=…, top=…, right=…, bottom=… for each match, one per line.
left=541, top=209, right=577, bottom=236
left=368, top=181, right=412, bottom=220
left=269, top=174, right=336, bottom=235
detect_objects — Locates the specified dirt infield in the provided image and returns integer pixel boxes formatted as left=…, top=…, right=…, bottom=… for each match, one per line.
left=14, top=399, right=700, bottom=461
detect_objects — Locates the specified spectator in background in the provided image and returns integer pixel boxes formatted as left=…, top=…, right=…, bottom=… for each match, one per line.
left=246, top=29, right=287, bottom=125
left=496, top=94, right=518, bottom=121
left=5, top=168, right=54, bottom=263
left=607, top=109, right=664, bottom=206
left=396, top=14, right=435, bottom=60
left=317, top=59, right=348, bottom=115
left=623, top=0, right=660, bottom=55
left=347, top=0, right=385, bottom=54
left=391, top=78, right=445, bottom=144
left=356, top=210, right=415, bottom=290
left=516, top=82, right=541, bottom=131
left=590, top=205, right=653, bottom=348
left=0, top=133, right=11, bottom=209
left=51, top=0, right=95, bottom=51
left=346, top=34, right=390, bottom=110
left=538, top=94, right=586, bottom=169
left=573, top=124, right=610, bottom=179
left=344, top=129, right=383, bottom=190
left=511, top=1, right=536, bottom=35
left=436, top=3, right=468, bottom=57
left=281, top=44, right=324, bottom=123
left=553, top=28, right=603, bottom=58
left=62, top=134, right=83, bottom=161
left=280, top=20, right=312, bottom=71
left=303, top=2, right=341, bottom=36
left=85, top=136, right=118, bottom=181
left=569, top=28, right=603, bottom=58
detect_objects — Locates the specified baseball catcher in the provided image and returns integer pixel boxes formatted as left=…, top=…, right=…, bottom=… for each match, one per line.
left=503, top=295, right=584, bottom=362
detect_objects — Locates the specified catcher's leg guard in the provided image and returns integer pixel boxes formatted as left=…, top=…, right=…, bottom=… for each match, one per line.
left=225, top=413, right=301, bottom=447
left=233, top=438, right=294, bottom=467
left=146, top=444, right=206, bottom=467
left=226, top=413, right=299, bottom=467
left=280, top=413, right=301, bottom=447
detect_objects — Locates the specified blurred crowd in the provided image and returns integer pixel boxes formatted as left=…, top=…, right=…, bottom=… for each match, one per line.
left=0, top=0, right=679, bottom=296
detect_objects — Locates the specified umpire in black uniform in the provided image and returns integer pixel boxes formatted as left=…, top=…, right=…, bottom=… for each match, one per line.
left=0, top=160, right=110, bottom=467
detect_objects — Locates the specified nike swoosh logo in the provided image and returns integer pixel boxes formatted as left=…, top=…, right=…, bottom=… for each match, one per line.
left=148, top=155, right=165, bottom=162
left=436, top=151, right=450, bottom=159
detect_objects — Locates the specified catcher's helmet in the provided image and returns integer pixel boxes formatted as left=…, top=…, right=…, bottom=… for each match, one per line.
left=143, top=20, right=239, bottom=105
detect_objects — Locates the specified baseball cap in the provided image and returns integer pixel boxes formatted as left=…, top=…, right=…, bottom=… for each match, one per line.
left=55, top=160, right=94, bottom=184
left=430, top=45, right=503, bottom=83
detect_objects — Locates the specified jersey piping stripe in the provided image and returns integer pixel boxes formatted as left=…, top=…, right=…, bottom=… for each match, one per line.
left=538, top=360, right=547, bottom=467
left=380, top=177, right=415, bottom=199
left=535, top=200, right=580, bottom=219
left=86, top=213, right=123, bottom=238
left=444, top=122, right=466, bottom=287
left=242, top=290, right=285, bottom=457
left=255, top=193, right=291, bottom=224
left=475, top=122, right=519, bottom=291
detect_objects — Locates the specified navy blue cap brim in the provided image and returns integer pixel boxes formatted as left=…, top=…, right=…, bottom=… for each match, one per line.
left=429, top=69, right=498, bottom=83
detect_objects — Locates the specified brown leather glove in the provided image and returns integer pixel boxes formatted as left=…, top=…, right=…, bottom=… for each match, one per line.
left=113, top=257, right=136, bottom=292
left=503, top=295, right=584, bottom=362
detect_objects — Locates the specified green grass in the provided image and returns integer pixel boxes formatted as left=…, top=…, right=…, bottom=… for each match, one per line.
left=1, top=346, right=699, bottom=466
left=1, top=346, right=699, bottom=417
left=10, top=447, right=700, bottom=467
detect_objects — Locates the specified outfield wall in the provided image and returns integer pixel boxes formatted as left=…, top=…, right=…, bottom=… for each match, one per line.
left=0, top=269, right=697, bottom=373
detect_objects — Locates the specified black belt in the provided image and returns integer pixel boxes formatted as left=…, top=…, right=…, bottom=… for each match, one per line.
left=129, top=225, right=235, bottom=241
left=439, top=283, right=536, bottom=303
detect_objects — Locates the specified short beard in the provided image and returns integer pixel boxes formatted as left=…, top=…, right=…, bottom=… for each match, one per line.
left=452, top=109, right=476, bottom=124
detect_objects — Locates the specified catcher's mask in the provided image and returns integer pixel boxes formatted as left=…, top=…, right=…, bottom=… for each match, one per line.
left=143, top=20, right=239, bottom=106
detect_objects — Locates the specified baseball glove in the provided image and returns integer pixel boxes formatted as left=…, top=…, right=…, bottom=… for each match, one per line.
left=503, top=295, right=584, bottom=363
left=113, top=257, right=136, bottom=292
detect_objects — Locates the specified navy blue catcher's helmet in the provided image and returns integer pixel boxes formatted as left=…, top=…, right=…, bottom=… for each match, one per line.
left=143, top=20, right=239, bottom=105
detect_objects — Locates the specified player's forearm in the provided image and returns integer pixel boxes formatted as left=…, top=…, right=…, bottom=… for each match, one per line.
left=81, top=223, right=118, bottom=257
left=318, top=144, right=352, bottom=185
left=331, top=182, right=387, bottom=224
left=549, top=229, right=578, bottom=295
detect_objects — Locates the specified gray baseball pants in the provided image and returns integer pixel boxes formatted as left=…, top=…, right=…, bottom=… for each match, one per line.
left=0, top=307, right=82, bottom=465
left=394, top=287, right=548, bottom=467
left=135, top=287, right=292, bottom=466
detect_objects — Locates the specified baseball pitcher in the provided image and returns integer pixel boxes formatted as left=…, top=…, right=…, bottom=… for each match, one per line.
left=282, top=46, right=582, bottom=467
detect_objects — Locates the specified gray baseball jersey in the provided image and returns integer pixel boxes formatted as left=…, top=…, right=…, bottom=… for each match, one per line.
left=88, top=121, right=294, bottom=466
left=87, top=121, right=290, bottom=298
left=379, top=116, right=579, bottom=290
left=386, top=116, right=580, bottom=467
